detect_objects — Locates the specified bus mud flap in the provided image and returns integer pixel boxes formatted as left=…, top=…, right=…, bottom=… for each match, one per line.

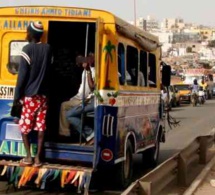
left=0, top=160, right=93, bottom=195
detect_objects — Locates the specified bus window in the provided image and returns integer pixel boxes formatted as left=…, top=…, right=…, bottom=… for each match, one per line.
left=118, top=43, right=125, bottom=85
left=126, top=46, right=138, bottom=86
left=149, top=53, right=157, bottom=87
left=139, top=50, right=147, bottom=87
left=8, top=41, right=28, bottom=75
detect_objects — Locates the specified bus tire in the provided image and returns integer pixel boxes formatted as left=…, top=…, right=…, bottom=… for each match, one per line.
left=142, top=138, right=160, bottom=168
left=115, top=139, right=133, bottom=189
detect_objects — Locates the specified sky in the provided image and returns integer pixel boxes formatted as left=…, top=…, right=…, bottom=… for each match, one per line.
left=0, top=0, right=214, bottom=26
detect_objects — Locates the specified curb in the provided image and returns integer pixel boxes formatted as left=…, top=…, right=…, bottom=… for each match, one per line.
left=183, top=154, right=215, bottom=195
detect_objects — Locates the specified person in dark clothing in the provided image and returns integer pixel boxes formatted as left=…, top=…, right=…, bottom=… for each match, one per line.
left=13, top=21, right=52, bottom=167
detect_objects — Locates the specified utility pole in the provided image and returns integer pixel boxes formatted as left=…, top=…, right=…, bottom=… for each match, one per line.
left=134, top=0, right=137, bottom=26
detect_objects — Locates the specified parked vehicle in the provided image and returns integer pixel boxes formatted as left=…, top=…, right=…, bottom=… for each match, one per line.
left=173, top=84, right=191, bottom=103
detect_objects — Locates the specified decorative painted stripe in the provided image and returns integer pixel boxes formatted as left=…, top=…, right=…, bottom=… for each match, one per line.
left=117, top=95, right=160, bottom=107
left=136, top=144, right=155, bottom=153
left=102, top=114, right=114, bottom=137
left=114, top=157, right=126, bottom=164
left=21, top=51, right=30, bottom=65
left=118, top=91, right=161, bottom=95
left=121, top=112, right=159, bottom=119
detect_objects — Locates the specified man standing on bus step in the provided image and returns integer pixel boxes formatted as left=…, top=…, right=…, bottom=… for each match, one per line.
left=59, top=53, right=95, bottom=137
left=12, top=21, right=52, bottom=167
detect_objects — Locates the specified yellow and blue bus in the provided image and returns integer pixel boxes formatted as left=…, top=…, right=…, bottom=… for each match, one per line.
left=0, top=6, right=170, bottom=192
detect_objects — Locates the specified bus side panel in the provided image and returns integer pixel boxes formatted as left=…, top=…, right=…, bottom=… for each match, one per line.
left=95, top=105, right=118, bottom=166
left=115, top=94, right=160, bottom=161
left=0, top=25, right=35, bottom=158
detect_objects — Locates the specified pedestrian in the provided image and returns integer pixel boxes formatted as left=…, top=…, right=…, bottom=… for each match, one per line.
left=12, top=21, right=52, bottom=167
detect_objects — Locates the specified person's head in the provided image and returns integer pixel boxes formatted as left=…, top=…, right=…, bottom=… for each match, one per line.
left=76, top=54, right=84, bottom=67
left=26, top=21, right=44, bottom=42
left=181, top=76, right=185, bottom=81
left=201, top=79, right=205, bottom=84
left=88, top=52, right=95, bottom=67
left=194, top=79, right=198, bottom=85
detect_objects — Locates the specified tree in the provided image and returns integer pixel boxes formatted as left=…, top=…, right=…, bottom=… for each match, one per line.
left=103, top=41, right=115, bottom=89
left=186, top=46, right=192, bottom=53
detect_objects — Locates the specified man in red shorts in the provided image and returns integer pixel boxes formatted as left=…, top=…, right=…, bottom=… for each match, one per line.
left=13, top=21, right=52, bottom=167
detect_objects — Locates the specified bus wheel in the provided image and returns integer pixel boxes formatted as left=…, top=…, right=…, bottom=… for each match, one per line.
left=115, top=140, right=133, bottom=189
left=142, top=138, right=160, bottom=168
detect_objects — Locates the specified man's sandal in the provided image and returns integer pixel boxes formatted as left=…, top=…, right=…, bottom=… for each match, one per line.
left=20, top=158, right=33, bottom=166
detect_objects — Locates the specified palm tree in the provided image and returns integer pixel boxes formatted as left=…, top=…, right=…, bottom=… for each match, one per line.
left=103, top=40, right=115, bottom=89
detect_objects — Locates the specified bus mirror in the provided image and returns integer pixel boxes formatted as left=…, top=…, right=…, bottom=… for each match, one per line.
left=162, top=65, right=171, bottom=87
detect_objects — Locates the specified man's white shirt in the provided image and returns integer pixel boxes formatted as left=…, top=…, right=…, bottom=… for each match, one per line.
left=74, top=67, right=95, bottom=99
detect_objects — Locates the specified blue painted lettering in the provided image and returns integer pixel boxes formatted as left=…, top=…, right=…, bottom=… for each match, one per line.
left=3, top=20, right=32, bottom=30
left=14, top=7, right=91, bottom=17
left=15, top=8, right=39, bottom=15
left=41, top=8, right=62, bottom=16
left=64, top=9, right=91, bottom=17
left=17, top=142, right=22, bottom=156
left=17, top=21, right=22, bottom=29
left=0, top=141, right=9, bottom=154
left=58, top=9, right=62, bottom=15
left=10, top=141, right=17, bottom=155
left=23, top=21, right=29, bottom=29
left=4, top=21, right=8, bottom=28
left=83, top=10, right=90, bottom=16
left=0, top=141, right=37, bottom=157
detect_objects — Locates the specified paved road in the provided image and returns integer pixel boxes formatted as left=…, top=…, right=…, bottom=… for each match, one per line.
left=0, top=99, right=215, bottom=194
left=160, top=100, right=215, bottom=162
left=132, top=99, right=215, bottom=180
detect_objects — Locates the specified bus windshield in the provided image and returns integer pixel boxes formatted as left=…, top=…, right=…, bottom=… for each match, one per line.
left=174, top=84, right=190, bottom=91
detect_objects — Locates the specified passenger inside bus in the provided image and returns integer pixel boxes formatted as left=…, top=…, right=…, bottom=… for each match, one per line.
left=63, top=54, right=95, bottom=143
left=138, top=71, right=145, bottom=86
left=46, top=21, right=96, bottom=143
left=59, top=53, right=95, bottom=137
left=148, top=53, right=157, bottom=87
left=66, top=95, right=95, bottom=144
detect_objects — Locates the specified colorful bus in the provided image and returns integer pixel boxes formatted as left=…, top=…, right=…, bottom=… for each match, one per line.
left=0, top=6, right=170, bottom=193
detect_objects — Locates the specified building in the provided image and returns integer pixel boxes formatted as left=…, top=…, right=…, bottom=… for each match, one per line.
left=145, top=15, right=159, bottom=32
left=130, top=16, right=160, bottom=32
left=161, top=18, right=185, bottom=32
left=172, top=32, right=201, bottom=43
left=184, top=28, right=215, bottom=41
left=152, top=32, right=173, bottom=53
left=136, top=17, right=147, bottom=30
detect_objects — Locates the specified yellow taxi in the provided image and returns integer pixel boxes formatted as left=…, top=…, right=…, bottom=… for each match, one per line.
left=173, top=84, right=191, bottom=103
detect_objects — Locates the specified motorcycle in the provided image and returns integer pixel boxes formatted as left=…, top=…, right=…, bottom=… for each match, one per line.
left=199, top=87, right=205, bottom=104
left=191, top=92, right=199, bottom=106
left=204, top=89, right=208, bottom=100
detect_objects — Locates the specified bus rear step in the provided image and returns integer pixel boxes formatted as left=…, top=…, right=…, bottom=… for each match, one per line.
left=0, top=160, right=93, bottom=195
